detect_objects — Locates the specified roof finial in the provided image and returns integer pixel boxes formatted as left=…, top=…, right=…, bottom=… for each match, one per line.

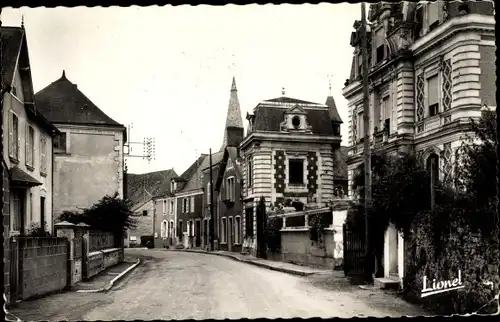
left=21, top=14, right=24, bottom=28
left=231, top=76, right=237, bottom=91
left=328, top=74, right=333, bottom=96
left=282, top=87, right=285, bottom=96
left=62, top=70, right=66, bottom=79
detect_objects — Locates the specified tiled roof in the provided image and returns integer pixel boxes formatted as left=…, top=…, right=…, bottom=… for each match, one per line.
left=201, top=151, right=224, bottom=172
left=333, top=146, right=349, bottom=180
left=126, top=169, right=178, bottom=207
left=252, top=104, right=335, bottom=135
left=34, top=71, right=123, bottom=127
left=325, top=96, right=343, bottom=123
left=180, top=155, right=209, bottom=192
left=1, top=27, right=23, bottom=87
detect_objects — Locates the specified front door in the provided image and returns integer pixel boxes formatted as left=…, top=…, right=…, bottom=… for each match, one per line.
left=228, top=217, right=233, bottom=252
left=195, top=220, right=201, bottom=247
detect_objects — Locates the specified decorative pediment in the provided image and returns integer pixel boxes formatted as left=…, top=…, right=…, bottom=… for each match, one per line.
left=279, top=104, right=312, bottom=133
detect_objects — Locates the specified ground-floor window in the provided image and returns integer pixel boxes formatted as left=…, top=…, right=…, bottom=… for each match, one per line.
left=161, top=220, right=167, bottom=238
left=228, top=217, right=233, bottom=244
left=178, top=220, right=183, bottom=239
left=10, top=189, right=24, bottom=233
left=170, top=220, right=174, bottom=238
left=245, top=207, right=253, bottom=237
left=221, top=217, right=227, bottom=243
left=235, top=216, right=241, bottom=244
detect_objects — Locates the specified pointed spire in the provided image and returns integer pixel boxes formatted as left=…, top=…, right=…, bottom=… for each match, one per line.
left=220, top=77, right=244, bottom=151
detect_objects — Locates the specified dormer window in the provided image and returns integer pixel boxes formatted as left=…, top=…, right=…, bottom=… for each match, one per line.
left=280, top=104, right=312, bottom=133
left=292, top=116, right=301, bottom=128
left=171, top=181, right=176, bottom=192
left=333, top=124, right=340, bottom=136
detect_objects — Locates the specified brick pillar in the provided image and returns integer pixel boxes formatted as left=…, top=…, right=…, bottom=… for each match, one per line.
left=54, top=221, right=76, bottom=288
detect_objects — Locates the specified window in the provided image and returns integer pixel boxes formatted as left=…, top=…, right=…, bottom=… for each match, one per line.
left=170, top=220, right=174, bottom=237
left=357, top=112, right=364, bottom=140
left=10, top=189, right=23, bottom=232
left=227, top=159, right=233, bottom=169
left=207, top=183, right=211, bottom=204
left=29, top=192, right=33, bottom=223
left=9, top=112, right=19, bottom=160
left=427, top=74, right=439, bottom=117
left=247, top=158, right=253, bottom=188
left=26, top=125, right=35, bottom=168
left=288, top=159, right=304, bottom=184
left=190, top=197, right=195, bottom=212
left=228, top=217, right=233, bottom=244
left=54, top=132, right=67, bottom=153
left=40, top=196, right=46, bottom=233
left=183, top=198, right=188, bottom=213
left=163, top=200, right=167, bottom=214
left=376, top=45, right=385, bottom=63
left=171, top=181, right=176, bottom=192
left=170, top=200, right=174, bottom=214
left=161, top=221, right=167, bottom=238
left=235, top=216, right=241, bottom=244
left=40, top=135, right=47, bottom=174
left=226, top=177, right=235, bottom=201
left=383, top=96, right=391, bottom=135
left=221, top=217, right=227, bottom=243
left=427, top=2, right=439, bottom=31
left=142, top=210, right=148, bottom=216
left=291, top=116, right=301, bottom=128
left=333, top=124, right=340, bottom=136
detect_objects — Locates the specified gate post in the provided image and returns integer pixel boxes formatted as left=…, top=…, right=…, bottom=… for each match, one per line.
left=55, top=221, right=76, bottom=288
left=77, top=223, right=90, bottom=280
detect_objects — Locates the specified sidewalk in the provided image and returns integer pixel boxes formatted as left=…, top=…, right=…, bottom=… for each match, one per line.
left=73, top=256, right=141, bottom=292
left=167, top=249, right=331, bottom=276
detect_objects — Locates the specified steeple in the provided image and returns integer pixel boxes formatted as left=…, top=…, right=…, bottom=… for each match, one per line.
left=220, top=76, right=244, bottom=151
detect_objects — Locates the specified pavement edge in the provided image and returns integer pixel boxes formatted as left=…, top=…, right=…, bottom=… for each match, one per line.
left=76, top=258, right=141, bottom=293
left=168, top=249, right=315, bottom=277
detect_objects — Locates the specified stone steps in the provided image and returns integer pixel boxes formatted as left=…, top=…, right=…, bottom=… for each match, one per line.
left=374, top=277, right=400, bottom=290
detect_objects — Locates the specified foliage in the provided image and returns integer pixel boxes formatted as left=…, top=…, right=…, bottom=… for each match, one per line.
left=264, top=216, right=282, bottom=252
left=26, top=222, right=51, bottom=237
left=309, top=212, right=332, bottom=243
left=59, top=192, right=137, bottom=239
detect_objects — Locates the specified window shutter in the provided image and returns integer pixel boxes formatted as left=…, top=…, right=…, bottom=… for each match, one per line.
left=191, top=197, right=195, bottom=212
left=25, top=125, right=29, bottom=164
left=9, top=113, right=13, bottom=156
left=428, top=75, right=439, bottom=105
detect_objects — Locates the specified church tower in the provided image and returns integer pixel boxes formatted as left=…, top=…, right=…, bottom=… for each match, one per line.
left=220, top=77, right=244, bottom=151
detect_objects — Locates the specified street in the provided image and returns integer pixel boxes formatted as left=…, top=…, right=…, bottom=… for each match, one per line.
left=9, top=249, right=427, bottom=320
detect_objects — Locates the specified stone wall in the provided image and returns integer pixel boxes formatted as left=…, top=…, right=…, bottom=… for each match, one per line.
left=17, top=237, right=69, bottom=300
left=86, top=248, right=123, bottom=279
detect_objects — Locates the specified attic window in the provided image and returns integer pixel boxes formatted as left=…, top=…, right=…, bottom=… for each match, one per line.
left=54, top=132, right=67, bottom=154
left=333, top=124, right=340, bottom=136
left=292, top=116, right=301, bottom=128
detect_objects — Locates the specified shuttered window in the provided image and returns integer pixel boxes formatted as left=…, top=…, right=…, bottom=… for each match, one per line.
left=40, top=135, right=47, bottom=174
left=9, top=112, right=19, bottom=160
left=190, top=197, right=195, bottom=212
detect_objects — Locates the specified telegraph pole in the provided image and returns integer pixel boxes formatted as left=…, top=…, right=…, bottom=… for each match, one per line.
left=430, top=159, right=436, bottom=211
left=209, top=149, right=215, bottom=251
left=361, top=2, right=373, bottom=281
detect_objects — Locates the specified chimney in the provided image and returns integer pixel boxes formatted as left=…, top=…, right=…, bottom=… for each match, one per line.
left=226, top=126, right=244, bottom=147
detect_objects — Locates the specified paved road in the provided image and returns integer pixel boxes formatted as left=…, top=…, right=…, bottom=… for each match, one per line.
left=9, top=249, right=427, bottom=320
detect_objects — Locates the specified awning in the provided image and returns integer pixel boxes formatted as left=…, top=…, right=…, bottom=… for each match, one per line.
left=10, top=167, right=42, bottom=187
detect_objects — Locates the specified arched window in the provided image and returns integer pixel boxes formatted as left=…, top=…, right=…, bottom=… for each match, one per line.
left=170, top=220, right=175, bottom=238
left=426, top=153, right=439, bottom=182
left=161, top=220, right=167, bottom=238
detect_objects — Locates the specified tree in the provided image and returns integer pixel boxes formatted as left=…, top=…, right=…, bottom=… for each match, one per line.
left=59, top=192, right=137, bottom=240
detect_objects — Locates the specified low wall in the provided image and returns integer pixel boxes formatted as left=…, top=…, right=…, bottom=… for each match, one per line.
left=18, top=237, right=69, bottom=300
left=279, top=228, right=337, bottom=269
left=86, top=248, right=123, bottom=279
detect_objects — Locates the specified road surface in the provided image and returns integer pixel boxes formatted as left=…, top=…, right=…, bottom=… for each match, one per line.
left=9, top=249, right=427, bottom=320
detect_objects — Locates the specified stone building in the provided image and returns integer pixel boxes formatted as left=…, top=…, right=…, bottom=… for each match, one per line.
left=240, top=93, right=343, bottom=257
left=342, top=1, right=495, bottom=198
left=1, top=25, right=60, bottom=304
left=341, top=0, right=495, bottom=285
left=125, top=169, right=177, bottom=246
left=35, top=71, right=127, bottom=219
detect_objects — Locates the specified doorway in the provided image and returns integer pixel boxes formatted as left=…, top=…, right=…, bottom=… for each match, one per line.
left=228, top=217, right=233, bottom=252
left=195, top=220, right=201, bottom=247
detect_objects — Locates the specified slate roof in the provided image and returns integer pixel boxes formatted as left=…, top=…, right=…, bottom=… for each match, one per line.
left=215, top=146, right=243, bottom=191
left=333, top=146, right=349, bottom=180
left=181, top=155, right=209, bottom=192
left=34, top=71, right=123, bottom=127
left=1, top=27, right=23, bottom=87
left=201, top=151, right=225, bottom=172
left=126, top=169, right=178, bottom=207
left=325, top=96, right=343, bottom=123
left=252, top=99, right=335, bottom=135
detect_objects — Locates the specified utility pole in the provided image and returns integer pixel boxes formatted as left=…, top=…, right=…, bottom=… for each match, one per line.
left=361, top=2, right=373, bottom=281
left=209, top=149, right=215, bottom=251
left=430, top=158, right=436, bottom=211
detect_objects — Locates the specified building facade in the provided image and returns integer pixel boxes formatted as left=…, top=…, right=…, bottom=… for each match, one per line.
left=342, top=0, right=495, bottom=284
left=240, top=95, right=343, bottom=256
left=201, top=151, right=223, bottom=249
left=342, top=1, right=495, bottom=198
left=34, top=71, right=127, bottom=219
left=1, top=26, right=59, bottom=236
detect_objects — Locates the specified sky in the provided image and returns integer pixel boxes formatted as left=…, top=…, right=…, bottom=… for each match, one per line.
left=2, top=4, right=364, bottom=175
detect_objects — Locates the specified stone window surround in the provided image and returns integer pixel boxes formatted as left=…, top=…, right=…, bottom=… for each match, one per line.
left=285, top=152, right=308, bottom=191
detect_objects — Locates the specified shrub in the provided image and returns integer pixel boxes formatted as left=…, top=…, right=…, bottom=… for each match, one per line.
left=265, top=216, right=282, bottom=252
left=26, top=222, right=51, bottom=237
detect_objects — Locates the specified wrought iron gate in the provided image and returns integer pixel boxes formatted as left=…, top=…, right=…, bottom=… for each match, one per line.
left=342, top=223, right=366, bottom=277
